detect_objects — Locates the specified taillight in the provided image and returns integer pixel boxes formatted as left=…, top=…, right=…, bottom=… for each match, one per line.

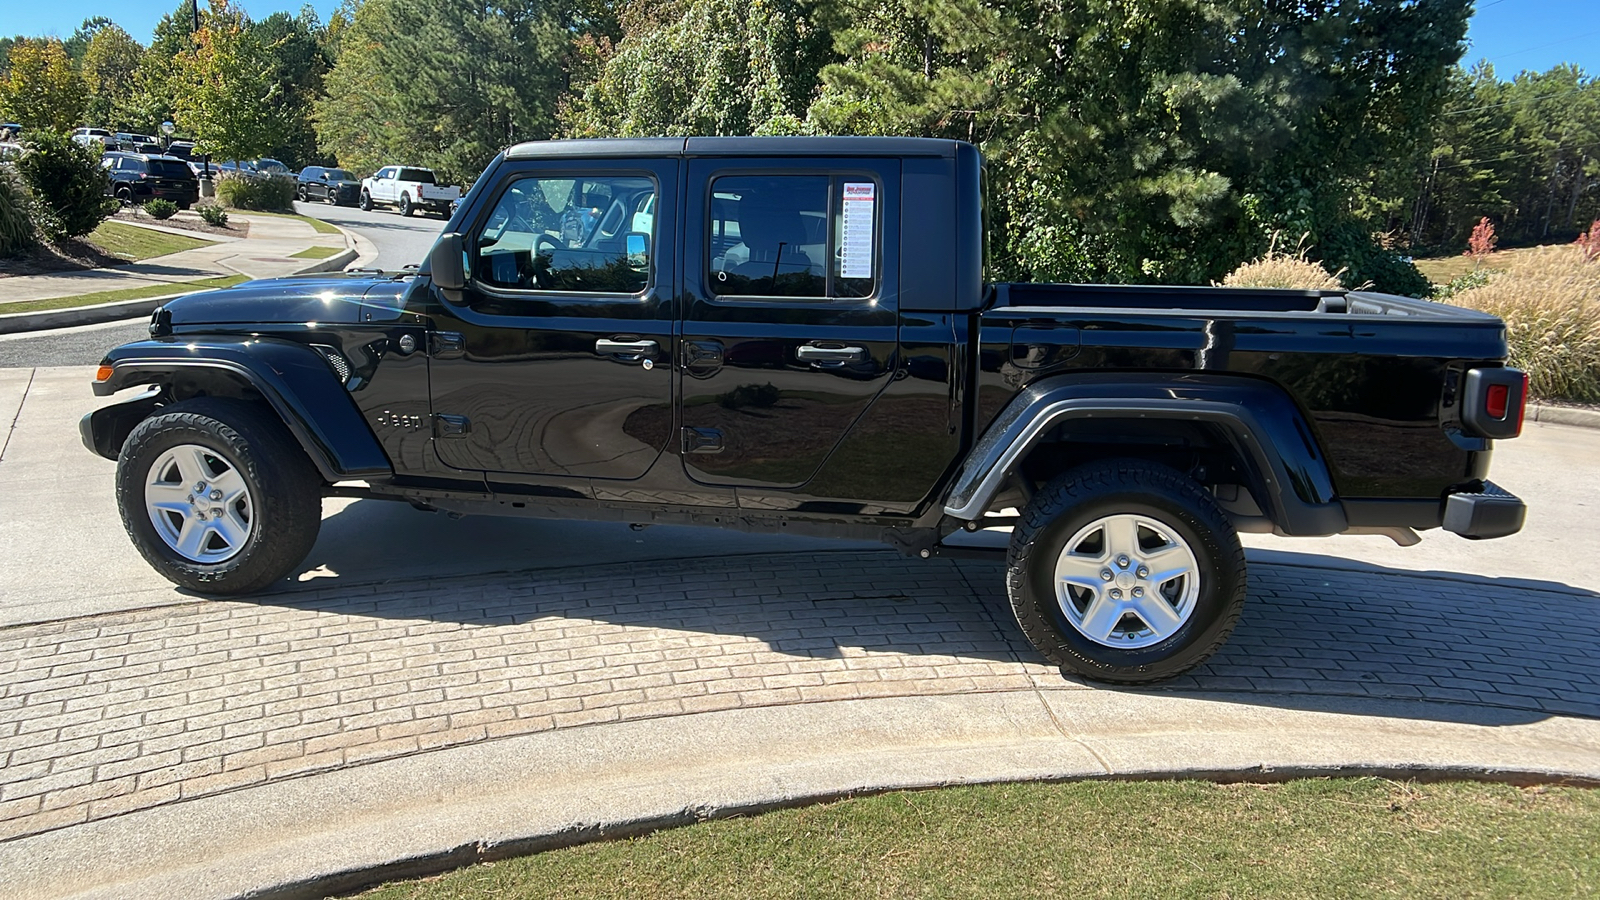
left=1486, top=384, right=1508, bottom=419
left=1461, top=367, right=1527, bottom=440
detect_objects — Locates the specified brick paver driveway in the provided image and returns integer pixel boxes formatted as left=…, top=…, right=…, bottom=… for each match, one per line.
left=4, top=550, right=1598, bottom=843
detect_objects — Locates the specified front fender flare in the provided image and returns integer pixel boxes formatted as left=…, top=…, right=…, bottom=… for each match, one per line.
left=945, top=374, right=1346, bottom=536
left=90, top=336, right=392, bottom=482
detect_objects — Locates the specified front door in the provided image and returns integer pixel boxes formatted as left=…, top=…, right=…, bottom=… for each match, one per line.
left=678, top=158, right=900, bottom=495
left=426, top=159, right=678, bottom=488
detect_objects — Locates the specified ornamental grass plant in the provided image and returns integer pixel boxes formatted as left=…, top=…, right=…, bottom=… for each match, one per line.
left=1447, top=243, right=1600, bottom=403
left=1217, top=240, right=1345, bottom=290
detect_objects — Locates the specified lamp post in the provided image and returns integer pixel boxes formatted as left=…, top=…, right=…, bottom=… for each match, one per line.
left=160, top=121, right=175, bottom=153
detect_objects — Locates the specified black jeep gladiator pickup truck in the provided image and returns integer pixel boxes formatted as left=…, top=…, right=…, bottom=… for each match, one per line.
left=82, top=137, right=1529, bottom=683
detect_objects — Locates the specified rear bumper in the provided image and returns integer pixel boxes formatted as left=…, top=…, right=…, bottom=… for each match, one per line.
left=1441, top=481, right=1525, bottom=540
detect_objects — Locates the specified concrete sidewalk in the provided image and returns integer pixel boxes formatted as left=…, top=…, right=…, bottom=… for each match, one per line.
left=0, top=214, right=350, bottom=305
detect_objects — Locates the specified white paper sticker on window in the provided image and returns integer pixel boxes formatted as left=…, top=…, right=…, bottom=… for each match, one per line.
left=840, top=182, right=876, bottom=279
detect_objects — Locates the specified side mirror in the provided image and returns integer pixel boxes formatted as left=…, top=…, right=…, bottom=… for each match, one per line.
left=429, top=232, right=466, bottom=292
left=319, top=172, right=329, bottom=181
left=625, top=231, right=650, bottom=268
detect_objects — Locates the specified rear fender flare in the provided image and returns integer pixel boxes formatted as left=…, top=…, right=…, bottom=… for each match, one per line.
left=90, top=336, right=392, bottom=482
left=945, top=374, right=1345, bottom=536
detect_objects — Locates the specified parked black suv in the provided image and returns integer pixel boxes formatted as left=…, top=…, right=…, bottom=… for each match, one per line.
left=297, top=166, right=361, bottom=205
left=101, top=153, right=200, bottom=208
left=83, top=137, right=1529, bottom=684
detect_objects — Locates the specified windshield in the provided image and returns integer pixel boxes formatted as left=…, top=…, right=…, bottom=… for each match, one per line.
left=327, top=169, right=353, bottom=181
left=256, top=159, right=289, bottom=174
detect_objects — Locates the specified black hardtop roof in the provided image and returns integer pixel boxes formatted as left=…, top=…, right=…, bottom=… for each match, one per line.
left=504, top=136, right=965, bottom=160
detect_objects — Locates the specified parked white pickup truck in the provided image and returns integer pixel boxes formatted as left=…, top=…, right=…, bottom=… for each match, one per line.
left=359, top=165, right=461, bottom=217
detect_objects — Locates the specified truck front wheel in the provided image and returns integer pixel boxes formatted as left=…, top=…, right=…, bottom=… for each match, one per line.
left=116, top=398, right=322, bottom=595
left=359, top=190, right=372, bottom=211
left=1006, top=459, right=1245, bottom=684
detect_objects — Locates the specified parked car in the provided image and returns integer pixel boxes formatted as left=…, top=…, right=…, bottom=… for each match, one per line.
left=72, top=127, right=113, bottom=149
left=82, top=137, right=1530, bottom=685
left=165, top=141, right=196, bottom=161
left=359, top=165, right=461, bottom=216
left=101, top=152, right=200, bottom=208
left=296, top=166, right=361, bottom=205
left=112, top=132, right=162, bottom=154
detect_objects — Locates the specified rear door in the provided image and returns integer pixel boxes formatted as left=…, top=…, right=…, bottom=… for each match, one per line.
left=678, top=157, right=900, bottom=494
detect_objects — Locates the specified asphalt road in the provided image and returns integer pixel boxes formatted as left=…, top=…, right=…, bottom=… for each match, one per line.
left=0, top=201, right=443, bottom=369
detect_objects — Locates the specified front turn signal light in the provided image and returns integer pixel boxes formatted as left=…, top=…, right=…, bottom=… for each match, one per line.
left=94, top=365, right=114, bottom=383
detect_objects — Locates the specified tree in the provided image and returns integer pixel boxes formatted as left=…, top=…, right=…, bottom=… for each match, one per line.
left=81, top=26, right=145, bottom=129
left=317, top=0, right=572, bottom=182
left=807, top=0, right=1468, bottom=293
left=65, top=17, right=115, bottom=61
left=564, top=0, right=832, bottom=138
left=171, top=1, right=282, bottom=163
left=252, top=9, right=331, bottom=169
left=0, top=39, right=88, bottom=131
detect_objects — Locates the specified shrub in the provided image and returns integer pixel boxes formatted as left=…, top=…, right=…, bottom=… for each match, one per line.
left=15, top=129, right=114, bottom=240
left=0, top=168, right=38, bottom=258
left=144, top=198, right=178, bottom=220
left=215, top=174, right=295, bottom=211
left=1464, top=217, right=1498, bottom=265
left=1219, top=240, right=1344, bottom=290
left=196, top=201, right=229, bottom=227
left=1577, top=219, right=1600, bottom=263
left=1316, top=220, right=1433, bottom=298
left=1435, top=268, right=1491, bottom=299
left=1447, top=245, right=1600, bottom=403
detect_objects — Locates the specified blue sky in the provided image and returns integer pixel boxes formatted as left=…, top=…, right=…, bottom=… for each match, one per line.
left=4, top=1, right=1599, bottom=78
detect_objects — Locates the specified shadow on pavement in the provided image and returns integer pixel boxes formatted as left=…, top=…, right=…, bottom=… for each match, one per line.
left=232, top=503, right=1600, bottom=726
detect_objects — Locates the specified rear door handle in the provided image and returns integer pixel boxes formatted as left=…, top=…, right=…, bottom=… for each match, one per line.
left=797, top=344, right=867, bottom=363
left=596, top=338, right=659, bottom=359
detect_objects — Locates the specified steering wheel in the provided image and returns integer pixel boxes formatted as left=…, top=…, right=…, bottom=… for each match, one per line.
left=535, top=233, right=562, bottom=257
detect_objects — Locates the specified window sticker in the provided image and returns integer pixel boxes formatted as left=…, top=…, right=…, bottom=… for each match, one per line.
left=840, top=181, right=876, bottom=279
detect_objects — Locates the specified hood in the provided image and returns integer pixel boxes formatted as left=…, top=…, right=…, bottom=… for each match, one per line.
left=159, top=273, right=414, bottom=327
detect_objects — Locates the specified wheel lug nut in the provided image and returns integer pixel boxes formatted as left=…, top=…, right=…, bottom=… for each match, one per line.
left=195, top=482, right=206, bottom=492
left=209, top=490, right=223, bottom=501
left=1116, top=555, right=1130, bottom=568
left=1132, top=587, right=1144, bottom=597
left=1100, top=570, right=1113, bottom=581
left=1110, top=588, right=1123, bottom=599
left=1137, top=566, right=1149, bottom=578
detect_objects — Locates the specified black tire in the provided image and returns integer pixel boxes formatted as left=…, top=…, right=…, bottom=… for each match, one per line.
left=1006, top=458, right=1246, bottom=684
left=398, top=193, right=413, bottom=217
left=325, top=190, right=337, bottom=205
left=115, top=186, right=133, bottom=205
left=298, top=186, right=309, bottom=203
left=116, top=398, right=323, bottom=595
left=359, top=190, right=372, bottom=211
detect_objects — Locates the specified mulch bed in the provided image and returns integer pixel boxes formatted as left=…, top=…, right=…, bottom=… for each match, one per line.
left=111, top=206, right=246, bottom=239
left=0, top=238, right=125, bottom=278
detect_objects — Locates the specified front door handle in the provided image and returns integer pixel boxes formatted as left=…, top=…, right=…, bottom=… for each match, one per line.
left=797, top=344, right=867, bottom=363
left=596, top=338, right=659, bottom=360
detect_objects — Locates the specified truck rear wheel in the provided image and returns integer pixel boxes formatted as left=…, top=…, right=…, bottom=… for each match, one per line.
left=116, top=398, right=322, bottom=595
left=398, top=193, right=413, bottom=216
left=1006, top=459, right=1246, bottom=684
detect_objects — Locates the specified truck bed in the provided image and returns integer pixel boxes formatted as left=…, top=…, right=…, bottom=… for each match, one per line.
left=989, top=283, right=1490, bottom=319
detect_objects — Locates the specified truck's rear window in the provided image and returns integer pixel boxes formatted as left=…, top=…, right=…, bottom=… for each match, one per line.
left=400, top=168, right=435, bottom=183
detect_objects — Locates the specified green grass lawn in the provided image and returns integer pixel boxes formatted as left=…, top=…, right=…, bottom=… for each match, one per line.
left=0, top=274, right=247, bottom=316
left=290, top=245, right=343, bottom=259
left=353, top=778, right=1600, bottom=900
left=86, top=220, right=214, bottom=261
left=1413, top=245, right=1550, bottom=285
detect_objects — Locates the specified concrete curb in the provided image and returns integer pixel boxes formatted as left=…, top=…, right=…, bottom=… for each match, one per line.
left=0, top=215, right=360, bottom=335
left=4, top=691, right=1596, bottom=900
left=1529, top=403, right=1600, bottom=430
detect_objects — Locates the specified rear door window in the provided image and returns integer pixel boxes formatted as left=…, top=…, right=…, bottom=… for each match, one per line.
left=399, top=168, right=435, bottom=184
left=149, top=160, right=192, bottom=178
left=708, top=175, right=878, bottom=299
